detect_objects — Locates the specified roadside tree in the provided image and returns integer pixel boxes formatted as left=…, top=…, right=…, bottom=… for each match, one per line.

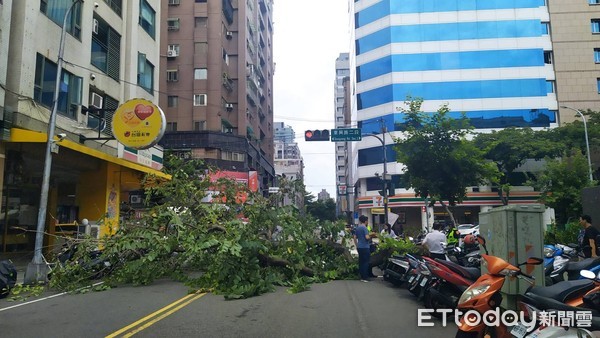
left=394, top=98, right=498, bottom=226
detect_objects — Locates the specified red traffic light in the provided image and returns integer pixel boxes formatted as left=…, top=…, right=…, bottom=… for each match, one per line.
left=305, top=129, right=330, bottom=141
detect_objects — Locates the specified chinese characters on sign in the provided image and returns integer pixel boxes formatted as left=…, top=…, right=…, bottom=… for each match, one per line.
left=330, top=128, right=362, bottom=141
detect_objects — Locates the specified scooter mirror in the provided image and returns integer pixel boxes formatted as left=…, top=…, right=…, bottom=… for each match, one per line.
left=476, top=234, right=486, bottom=246
left=580, top=270, right=596, bottom=280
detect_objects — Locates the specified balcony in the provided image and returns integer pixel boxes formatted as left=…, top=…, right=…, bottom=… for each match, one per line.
left=222, top=73, right=234, bottom=92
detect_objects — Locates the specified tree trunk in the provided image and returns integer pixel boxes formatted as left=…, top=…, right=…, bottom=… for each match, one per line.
left=439, top=200, right=457, bottom=226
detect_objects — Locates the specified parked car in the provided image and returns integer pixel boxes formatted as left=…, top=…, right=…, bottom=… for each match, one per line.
left=457, top=224, right=479, bottom=237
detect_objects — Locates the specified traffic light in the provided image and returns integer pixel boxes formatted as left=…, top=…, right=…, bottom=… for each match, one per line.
left=378, top=181, right=396, bottom=196
left=304, top=129, right=330, bottom=141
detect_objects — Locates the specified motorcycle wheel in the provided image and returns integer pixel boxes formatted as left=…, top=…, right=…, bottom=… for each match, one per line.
left=424, top=289, right=453, bottom=318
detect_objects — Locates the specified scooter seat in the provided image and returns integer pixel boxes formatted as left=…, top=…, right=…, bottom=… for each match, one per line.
left=566, top=257, right=600, bottom=272
left=527, top=279, right=594, bottom=303
left=434, top=258, right=480, bottom=281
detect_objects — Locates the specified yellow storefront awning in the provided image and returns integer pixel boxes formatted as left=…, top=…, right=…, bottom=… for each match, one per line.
left=10, top=128, right=171, bottom=180
left=371, top=208, right=390, bottom=214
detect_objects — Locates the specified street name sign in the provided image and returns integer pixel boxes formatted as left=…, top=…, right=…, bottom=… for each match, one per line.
left=330, top=128, right=362, bottom=141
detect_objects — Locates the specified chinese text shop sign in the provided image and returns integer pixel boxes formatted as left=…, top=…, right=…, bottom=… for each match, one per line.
left=112, top=99, right=166, bottom=150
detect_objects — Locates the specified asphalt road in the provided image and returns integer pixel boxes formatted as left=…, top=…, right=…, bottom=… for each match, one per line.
left=0, top=278, right=457, bottom=338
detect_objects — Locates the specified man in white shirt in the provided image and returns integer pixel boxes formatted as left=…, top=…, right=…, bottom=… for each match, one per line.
left=422, top=223, right=447, bottom=260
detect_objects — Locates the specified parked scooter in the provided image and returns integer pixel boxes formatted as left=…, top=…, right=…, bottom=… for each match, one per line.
left=407, top=256, right=434, bottom=300
left=382, top=253, right=421, bottom=286
left=52, top=241, right=113, bottom=280
left=454, top=235, right=545, bottom=338
left=423, top=257, right=480, bottom=313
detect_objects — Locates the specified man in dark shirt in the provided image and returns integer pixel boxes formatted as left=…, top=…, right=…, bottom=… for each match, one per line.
left=580, top=215, right=599, bottom=258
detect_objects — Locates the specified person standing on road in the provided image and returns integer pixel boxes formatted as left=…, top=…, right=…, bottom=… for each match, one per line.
left=354, top=215, right=374, bottom=282
left=422, top=223, right=447, bottom=260
left=579, top=215, right=599, bottom=258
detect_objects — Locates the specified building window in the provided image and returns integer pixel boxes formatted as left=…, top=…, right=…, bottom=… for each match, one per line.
left=592, top=19, right=600, bottom=33
left=194, top=68, right=208, bottom=80
left=103, top=0, right=122, bottom=16
left=196, top=0, right=207, bottom=2
left=222, top=48, right=229, bottom=65
left=546, top=80, right=555, bottom=94
left=595, top=48, right=600, bottom=63
left=195, top=42, right=208, bottom=55
left=541, top=22, right=550, bottom=35
left=221, top=151, right=245, bottom=162
left=167, top=96, right=178, bottom=107
left=167, top=18, right=180, bottom=31
left=591, top=0, right=600, bottom=5
left=91, top=15, right=121, bottom=81
left=543, top=51, right=553, bottom=64
left=167, top=44, right=180, bottom=57
left=166, top=122, right=177, bottom=132
left=195, top=17, right=207, bottom=28
left=87, top=93, right=117, bottom=136
left=139, top=0, right=155, bottom=38
left=166, top=70, right=179, bottom=82
left=194, top=94, right=207, bottom=106
left=40, top=0, right=82, bottom=39
left=597, top=78, right=600, bottom=93
left=194, top=120, right=207, bottom=131
left=34, top=53, right=82, bottom=119
left=137, top=53, right=154, bottom=94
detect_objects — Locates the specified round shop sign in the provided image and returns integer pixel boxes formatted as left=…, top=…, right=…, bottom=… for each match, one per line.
left=111, top=98, right=166, bottom=150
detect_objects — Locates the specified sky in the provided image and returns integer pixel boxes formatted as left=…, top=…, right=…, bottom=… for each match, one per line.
left=272, top=0, right=351, bottom=199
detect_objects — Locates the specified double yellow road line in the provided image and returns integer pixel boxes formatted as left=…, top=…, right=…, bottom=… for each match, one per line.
left=106, top=291, right=206, bottom=338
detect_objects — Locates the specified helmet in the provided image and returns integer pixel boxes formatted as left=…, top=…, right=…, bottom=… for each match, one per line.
left=463, top=234, right=477, bottom=245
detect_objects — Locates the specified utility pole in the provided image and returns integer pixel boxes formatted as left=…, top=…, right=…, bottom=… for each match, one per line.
left=25, top=0, right=83, bottom=284
left=362, top=120, right=389, bottom=229
left=381, top=123, right=389, bottom=229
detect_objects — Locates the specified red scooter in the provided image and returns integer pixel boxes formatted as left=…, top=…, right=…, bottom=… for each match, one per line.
left=424, top=257, right=481, bottom=313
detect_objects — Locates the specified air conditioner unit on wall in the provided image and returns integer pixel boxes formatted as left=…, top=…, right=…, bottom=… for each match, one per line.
left=90, top=92, right=103, bottom=108
left=92, top=19, right=99, bottom=34
left=226, top=31, right=233, bottom=40
left=168, top=0, right=180, bottom=5
left=130, top=195, right=143, bottom=205
left=89, top=225, right=100, bottom=239
left=225, top=103, right=234, bottom=110
left=167, top=50, right=178, bottom=57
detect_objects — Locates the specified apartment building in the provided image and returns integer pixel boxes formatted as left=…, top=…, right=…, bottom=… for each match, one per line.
left=548, top=0, right=600, bottom=124
left=0, top=0, right=168, bottom=253
left=274, top=121, right=295, bottom=143
left=333, top=53, right=352, bottom=218
left=349, top=0, right=556, bottom=230
left=158, top=0, right=275, bottom=193
left=273, top=122, right=304, bottom=207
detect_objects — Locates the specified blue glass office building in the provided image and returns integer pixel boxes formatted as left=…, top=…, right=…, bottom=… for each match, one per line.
left=354, top=0, right=557, bottom=133
left=350, top=0, right=557, bottom=222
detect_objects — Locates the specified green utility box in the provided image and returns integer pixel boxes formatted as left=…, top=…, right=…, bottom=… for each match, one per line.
left=479, top=204, right=545, bottom=309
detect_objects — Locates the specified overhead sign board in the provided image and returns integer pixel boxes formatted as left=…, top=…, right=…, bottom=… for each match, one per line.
left=330, top=128, right=362, bottom=141
left=112, top=98, right=166, bottom=150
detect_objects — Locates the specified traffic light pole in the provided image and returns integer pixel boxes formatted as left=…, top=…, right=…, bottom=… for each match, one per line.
left=363, top=129, right=388, bottom=229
